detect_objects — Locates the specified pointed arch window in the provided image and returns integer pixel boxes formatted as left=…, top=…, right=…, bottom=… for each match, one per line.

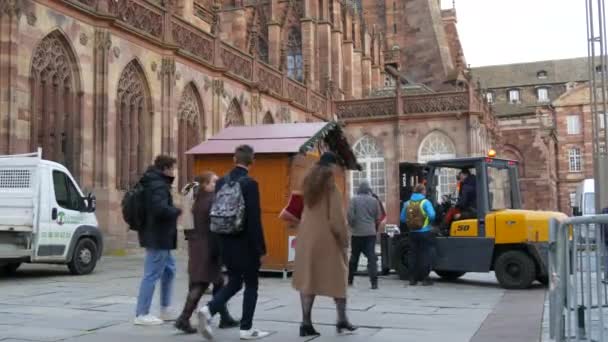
left=257, top=36, right=269, bottom=63
left=225, top=99, right=245, bottom=127
left=116, top=60, right=153, bottom=190
left=287, top=28, right=303, bottom=82
left=30, top=30, right=82, bottom=177
left=262, top=111, right=274, bottom=124
left=418, top=131, right=458, bottom=199
left=351, top=136, right=386, bottom=202
left=177, top=83, right=204, bottom=188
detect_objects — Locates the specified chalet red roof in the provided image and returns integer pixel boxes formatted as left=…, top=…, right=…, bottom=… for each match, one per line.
left=186, top=122, right=361, bottom=170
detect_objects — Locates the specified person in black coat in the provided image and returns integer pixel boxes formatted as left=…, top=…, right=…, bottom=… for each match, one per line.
left=134, top=155, right=182, bottom=326
left=455, top=169, right=477, bottom=220
left=198, top=145, right=269, bottom=340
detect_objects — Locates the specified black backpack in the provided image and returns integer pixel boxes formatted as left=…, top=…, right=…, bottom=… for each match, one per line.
left=122, top=182, right=146, bottom=231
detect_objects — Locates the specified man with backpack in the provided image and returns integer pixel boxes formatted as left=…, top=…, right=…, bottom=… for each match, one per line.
left=198, top=145, right=269, bottom=340
left=400, top=184, right=436, bottom=286
left=133, top=155, right=182, bottom=325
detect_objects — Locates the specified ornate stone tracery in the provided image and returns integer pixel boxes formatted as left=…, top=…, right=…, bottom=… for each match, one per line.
left=262, top=111, right=274, bottom=124
left=30, top=30, right=82, bottom=177
left=116, top=60, right=153, bottom=190
left=177, top=83, right=204, bottom=187
left=109, top=0, right=163, bottom=38
left=225, top=99, right=245, bottom=127
left=246, top=2, right=270, bottom=62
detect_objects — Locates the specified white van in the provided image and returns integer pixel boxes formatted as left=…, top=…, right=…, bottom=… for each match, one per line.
left=0, top=150, right=102, bottom=275
left=574, top=179, right=595, bottom=216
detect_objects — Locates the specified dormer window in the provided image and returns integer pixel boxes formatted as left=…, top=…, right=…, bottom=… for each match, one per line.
left=508, top=89, right=520, bottom=104
left=537, top=87, right=549, bottom=103
left=537, top=70, right=548, bottom=79
left=486, top=92, right=494, bottom=104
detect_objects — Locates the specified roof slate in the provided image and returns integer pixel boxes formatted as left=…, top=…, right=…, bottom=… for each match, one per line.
left=472, top=57, right=589, bottom=89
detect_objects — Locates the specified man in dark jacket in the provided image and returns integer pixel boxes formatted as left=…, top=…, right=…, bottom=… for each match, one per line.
left=198, top=145, right=269, bottom=340
left=455, top=169, right=477, bottom=220
left=134, top=155, right=182, bottom=326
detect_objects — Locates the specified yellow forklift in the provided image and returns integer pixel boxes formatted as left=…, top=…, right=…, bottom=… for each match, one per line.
left=383, top=154, right=567, bottom=289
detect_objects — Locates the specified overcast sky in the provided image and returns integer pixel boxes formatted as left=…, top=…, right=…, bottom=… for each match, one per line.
left=441, top=0, right=589, bottom=67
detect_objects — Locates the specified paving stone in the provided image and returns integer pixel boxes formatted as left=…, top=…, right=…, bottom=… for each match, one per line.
left=0, top=256, right=545, bottom=342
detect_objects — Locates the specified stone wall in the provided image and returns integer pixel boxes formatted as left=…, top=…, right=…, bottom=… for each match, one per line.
left=336, top=88, right=493, bottom=223
left=497, top=115, right=559, bottom=211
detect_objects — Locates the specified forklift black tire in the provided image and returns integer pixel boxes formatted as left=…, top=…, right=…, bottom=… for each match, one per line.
left=435, top=270, right=466, bottom=281
left=68, top=238, right=98, bottom=275
left=392, top=238, right=410, bottom=281
left=2, top=262, right=21, bottom=274
left=494, top=250, right=536, bottom=289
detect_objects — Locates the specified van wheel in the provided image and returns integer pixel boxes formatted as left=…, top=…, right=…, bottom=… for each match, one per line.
left=435, top=270, right=466, bottom=281
left=68, top=238, right=98, bottom=275
left=494, top=250, right=536, bottom=289
left=2, top=262, right=21, bottom=274
left=392, top=238, right=410, bottom=281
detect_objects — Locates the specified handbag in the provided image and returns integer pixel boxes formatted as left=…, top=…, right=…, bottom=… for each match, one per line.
left=279, top=191, right=304, bottom=224
left=180, top=182, right=199, bottom=231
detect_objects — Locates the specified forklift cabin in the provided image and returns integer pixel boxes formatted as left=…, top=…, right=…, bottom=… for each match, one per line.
left=424, top=158, right=523, bottom=273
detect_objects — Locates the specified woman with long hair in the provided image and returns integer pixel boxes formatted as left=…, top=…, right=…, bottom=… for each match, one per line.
left=292, top=152, right=358, bottom=337
left=174, top=172, right=239, bottom=333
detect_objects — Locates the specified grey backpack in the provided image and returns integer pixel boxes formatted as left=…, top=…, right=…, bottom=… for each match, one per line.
left=209, top=176, right=246, bottom=235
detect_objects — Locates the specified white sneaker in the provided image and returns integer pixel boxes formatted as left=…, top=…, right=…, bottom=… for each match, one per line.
left=197, top=306, right=213, bottom=340
left=240, top=328, right=270, bottom=340
left=134, top=314, right=163, bottom=326
left=159, top=307, right=179, bottom=322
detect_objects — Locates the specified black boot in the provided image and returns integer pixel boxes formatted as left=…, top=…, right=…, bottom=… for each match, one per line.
left=299, top=324, right=320, bottom=337
left=336, top=321, right=358, bottom=335
left=174, top=317, right=197, bottom=334
left=371, top=278, right=378, bottom=290
left=218, top=309, right=239, bottom=329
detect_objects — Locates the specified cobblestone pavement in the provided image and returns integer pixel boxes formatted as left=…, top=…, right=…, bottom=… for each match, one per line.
left=0, top=254, right=545, bottom=342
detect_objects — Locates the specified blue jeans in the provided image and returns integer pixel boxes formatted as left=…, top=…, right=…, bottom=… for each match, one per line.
left=135, top=249, right=176, bottom=317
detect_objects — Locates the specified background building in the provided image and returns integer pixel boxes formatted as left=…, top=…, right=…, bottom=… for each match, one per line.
left=473, top=58, right=597, bottom=213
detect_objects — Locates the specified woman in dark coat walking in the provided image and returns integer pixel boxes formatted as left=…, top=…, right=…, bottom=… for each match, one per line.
left=174, top=172, right=239, bottom=334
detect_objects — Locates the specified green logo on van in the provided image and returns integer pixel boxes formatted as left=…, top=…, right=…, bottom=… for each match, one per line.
left=56, top=212, right=82, bottom=226
left=57, top=212, right=66, bottom=226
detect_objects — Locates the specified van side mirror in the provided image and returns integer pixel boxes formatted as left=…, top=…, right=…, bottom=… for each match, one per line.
left=85, top=193, right=96, bottom=213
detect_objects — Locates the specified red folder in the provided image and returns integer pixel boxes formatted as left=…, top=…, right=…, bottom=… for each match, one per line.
left=279, top=192, right=304, bottom=224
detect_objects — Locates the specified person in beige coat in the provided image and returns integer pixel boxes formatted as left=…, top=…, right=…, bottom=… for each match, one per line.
left=292, top=152, right=358, bottom=337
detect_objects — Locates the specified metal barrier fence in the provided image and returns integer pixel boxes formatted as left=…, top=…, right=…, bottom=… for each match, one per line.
left=549, top=215, right=608, bottom=341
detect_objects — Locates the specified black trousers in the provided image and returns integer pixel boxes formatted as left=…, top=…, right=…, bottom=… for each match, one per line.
left=408, top=231, right=433, bottom=282
left=208, top=260, right=260, bottom=331
left=348, top=236, right=378, bottom=284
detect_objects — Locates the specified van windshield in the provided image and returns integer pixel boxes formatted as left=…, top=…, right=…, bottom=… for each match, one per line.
left=584, top=193, right=596, bottom=215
